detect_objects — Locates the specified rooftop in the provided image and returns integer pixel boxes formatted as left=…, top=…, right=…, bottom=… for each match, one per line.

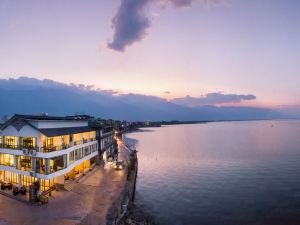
left=13, top=114, right=94, bottom=121
left=0, top=114, right=94, bottom=133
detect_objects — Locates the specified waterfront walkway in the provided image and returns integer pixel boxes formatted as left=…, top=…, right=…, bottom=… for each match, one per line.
left=0, top=165, right=127, bottom=225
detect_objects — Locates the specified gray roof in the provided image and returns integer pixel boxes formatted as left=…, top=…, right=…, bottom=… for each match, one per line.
left=14, top=114, right=93, bottom=121
left=38, top=126, right=94, bottom=137
left=1, top=114, right=95, bottom=136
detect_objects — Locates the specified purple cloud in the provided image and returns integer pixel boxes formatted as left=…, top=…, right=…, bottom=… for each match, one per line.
left=107, top=0, right=151, bottom=52
left=171, top=92, right=256, bottom=107
left=107, top=0, right=227, bottom=52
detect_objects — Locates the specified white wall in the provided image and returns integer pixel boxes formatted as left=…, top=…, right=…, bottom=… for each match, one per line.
left=1, top=125, right=41, bottom=137
left=29, top=120, right=88, bottom=129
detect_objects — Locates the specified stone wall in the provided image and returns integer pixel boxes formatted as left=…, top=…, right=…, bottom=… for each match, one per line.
left=106, top=150, right=138, bottom=225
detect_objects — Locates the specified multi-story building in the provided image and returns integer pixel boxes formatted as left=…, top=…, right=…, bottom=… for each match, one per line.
left=89, top=119, right=116, bottom=164
left=0, top=114, right=98, bottom=193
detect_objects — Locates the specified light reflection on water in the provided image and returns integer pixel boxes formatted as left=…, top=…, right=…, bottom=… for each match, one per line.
left=126, top=120, right=300, bottom=225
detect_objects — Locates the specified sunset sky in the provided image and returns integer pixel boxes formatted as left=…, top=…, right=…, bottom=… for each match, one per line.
left=0, top=0, right=299, bottom=108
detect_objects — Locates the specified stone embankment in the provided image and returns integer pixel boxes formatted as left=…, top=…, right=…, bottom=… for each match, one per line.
left=106, top=140, right=155, bottom=225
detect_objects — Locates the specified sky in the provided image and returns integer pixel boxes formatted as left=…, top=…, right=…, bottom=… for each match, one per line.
left=0, top=0, right=299, bottom=109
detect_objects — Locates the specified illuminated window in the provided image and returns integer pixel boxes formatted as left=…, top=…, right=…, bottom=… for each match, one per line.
left=4, top=136, right=18, bottom=149
left=22, top=137, right=36, bottom=150
left=69, top=151, right=75, bottom=164
left=36, top=158, right=46, bottom=174
left=0, top=153, right=14, bottom=167
left=19, top=156, right=32, bottom=171
left=49, top=155, right=65, bottom=173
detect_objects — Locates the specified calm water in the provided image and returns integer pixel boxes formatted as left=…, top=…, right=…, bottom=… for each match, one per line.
left=126, top=120, right=300, bottom=225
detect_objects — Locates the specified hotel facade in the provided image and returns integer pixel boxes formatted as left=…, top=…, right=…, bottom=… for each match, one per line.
left=0, top=114, right=106, bottom=193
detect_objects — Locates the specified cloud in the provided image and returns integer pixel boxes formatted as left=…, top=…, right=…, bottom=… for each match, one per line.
left=107, top=0, right=228, bottom=52
left=107, top=0, right=151, bottom=52
left=171, top=92, right=256, bottom=107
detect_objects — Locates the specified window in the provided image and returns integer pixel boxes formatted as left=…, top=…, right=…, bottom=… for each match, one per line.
left=62, top=135, right=70, bottom=149
left=2, top=171, right=18, bottom=184
left=36, top=158, right=46, bottom=174
left=84, top=146, right=90, bottom=156
left=22, top=175, right=37, bottom=188
left=93, top=143, right=98, bottom=152
left=4, top=136, right=18, bottom=149
left=69, top=151, right=75, bottom=164
left=46, top=138, right=53, bottom=147
left=0, top=154, right=14, bottom=167
left=42, top=138, right=56, bottom=152
left=19, top=156, right=32, bottom=171
left=50, top=155, right=65, bottom=173
left=40, top=179, right=54, bottom=191
left=75, top=148, right=82, bottom=160
left=22, top=137, right=36, bottom=150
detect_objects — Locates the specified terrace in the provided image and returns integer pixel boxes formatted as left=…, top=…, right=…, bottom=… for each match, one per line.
left=0, top=132, right=96, bottom=153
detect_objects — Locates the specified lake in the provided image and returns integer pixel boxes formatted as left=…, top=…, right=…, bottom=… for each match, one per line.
left=126, top=120, right=300, bottom=225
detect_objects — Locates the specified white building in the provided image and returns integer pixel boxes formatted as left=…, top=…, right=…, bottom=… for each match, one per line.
left=0, top=114, right=98, bottom=192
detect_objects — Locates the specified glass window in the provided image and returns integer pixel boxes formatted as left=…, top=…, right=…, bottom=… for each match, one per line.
left=50, top=155, right=65, bottom=173
left=22, top=137, right=36, bottom=150
left=36, top=158, right=46, bottom=174
left=0, top=153, right=14, bottom=167
left=22, top=175, right=37, bottom=188
left=19, top=156, right=32, bottom=171
left=42, top=137, right=63, bottom=152
left=62, top=135, right=70, bottom=149
left=84, top=146, right=90, bottom=156
left=75, top=148, right=82, bottom=160
left=69, top=151, right=75, bottom=164
left=40, top=179, right=54, bottom=192
left=2, top=171, right=18, bottom=184
left=4, top=136, right=18, bottom=149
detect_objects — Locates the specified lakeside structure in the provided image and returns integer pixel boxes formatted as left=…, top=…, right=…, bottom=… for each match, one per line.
left=0, top=114, right=116, bottom=199
left=90, top=119, right=117, bottom=164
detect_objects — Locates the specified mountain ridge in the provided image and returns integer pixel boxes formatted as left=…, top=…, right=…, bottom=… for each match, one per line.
left=0, top=77, right=286, bottom=121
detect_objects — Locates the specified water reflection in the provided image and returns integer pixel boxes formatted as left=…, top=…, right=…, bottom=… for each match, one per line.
left=127, top=120, right=300, bottom=225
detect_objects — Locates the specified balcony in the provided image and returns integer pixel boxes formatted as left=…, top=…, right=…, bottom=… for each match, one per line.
left=41, top=138, right=96, bottom=153
left=0, top=162, right=14, bottom=167
left=75, top=138, right=96, bottom=146
left=83, top=137, right=96, bottom=143
left=0, top=143, right=38, bottom=151
left=0, top=138, right=96, bottom=153
left=40, top=144, right=70, bottom=153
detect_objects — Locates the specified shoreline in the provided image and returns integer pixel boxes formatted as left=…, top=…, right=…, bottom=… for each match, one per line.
left=106, top=137, right=156, bottom=225
left=124, top=118, right=299, bottom=133
left=106, top=139, right=139, bottom=225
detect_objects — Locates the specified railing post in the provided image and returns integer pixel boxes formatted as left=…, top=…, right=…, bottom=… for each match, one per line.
left=45, top=158, right=50, bottom=175
left=18, top=136, right=22, bottom=149
left=14, top=155, right=18, bottom=169
left=32, top=157, right=37, bottom=172
left=63, top=154, right=68, bottom=168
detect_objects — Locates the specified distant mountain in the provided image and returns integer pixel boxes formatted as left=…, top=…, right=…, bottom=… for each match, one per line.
left=0, top=77, right=287, bottom=121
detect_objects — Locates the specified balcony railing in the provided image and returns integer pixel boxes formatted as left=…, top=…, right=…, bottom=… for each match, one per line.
left=0, top=162, right=14, bottom=167
left=40, top=144, right=70, bottom=153
left=41, top=138, right=96, bottom=153
left=0, top=143, right=38, bottom=151
left=0, top=138, right=97, bottom=153
left=75, top=138, right=96, bottom=146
